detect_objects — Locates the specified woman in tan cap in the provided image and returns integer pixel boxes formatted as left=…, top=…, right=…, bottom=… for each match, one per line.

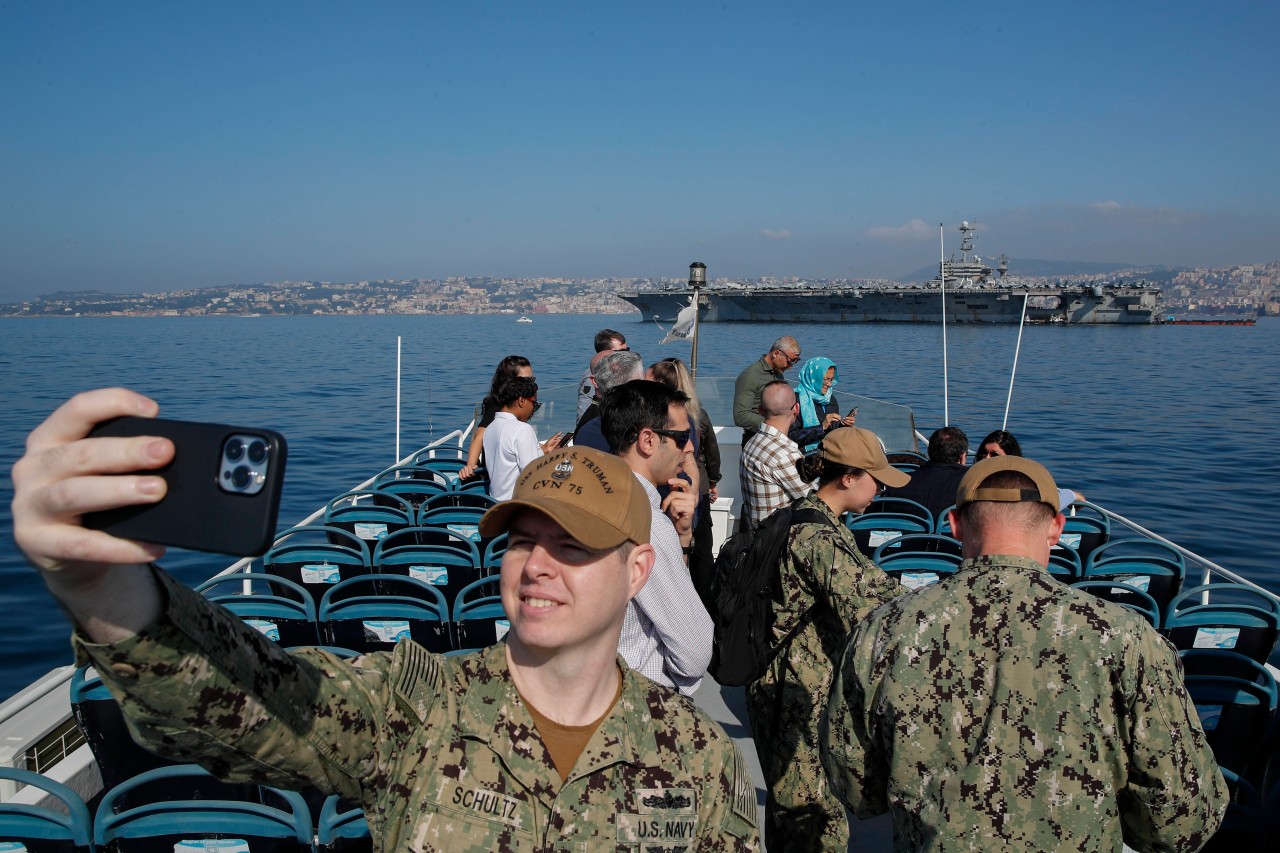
left=746, top=427, right=909, bottom=852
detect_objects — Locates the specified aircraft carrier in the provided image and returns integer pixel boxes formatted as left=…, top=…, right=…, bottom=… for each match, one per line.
left=619, top=222, right=1162, bottom=325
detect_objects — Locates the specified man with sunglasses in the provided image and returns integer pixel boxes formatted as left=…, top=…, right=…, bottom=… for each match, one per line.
left=733, top=335, right=802, bottom=439
left=483, top=375, right=563, bottom=500
left=602, top=379, right=714, bottom=696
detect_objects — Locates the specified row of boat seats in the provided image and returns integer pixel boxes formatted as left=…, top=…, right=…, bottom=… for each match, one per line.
left=261, top=525, right=506, bottom=616
left=322, top=491, right=496, bottom=546
left=851, top=497, right=1114, bottom=559
left=199, top=572, right=508, bottom=655
left=0, top=763, right=370, bottom=852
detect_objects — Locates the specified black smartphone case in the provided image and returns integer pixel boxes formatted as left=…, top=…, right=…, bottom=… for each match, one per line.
left=83, top=417, right=287, bottom=556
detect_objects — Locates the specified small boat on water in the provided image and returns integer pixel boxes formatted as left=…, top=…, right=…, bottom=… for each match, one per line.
left=0, top=376, right=1274, bottom=848
left=516, top=315, right=533, bottom=323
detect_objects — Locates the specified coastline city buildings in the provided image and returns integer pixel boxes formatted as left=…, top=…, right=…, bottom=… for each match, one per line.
left=2, top=262, right=1277, bottom=319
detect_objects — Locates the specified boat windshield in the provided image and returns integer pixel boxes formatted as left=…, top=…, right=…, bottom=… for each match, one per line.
left=526, top=376, right=918, bottom=455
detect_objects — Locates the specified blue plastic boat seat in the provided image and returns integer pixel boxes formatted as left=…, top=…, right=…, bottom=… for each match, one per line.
left=934, top=504, right=956, bottom=534
left=845, top=513, right=932, bottom=555
left=1058, top=516, right=1109, bottom=564
left=1086, top=537, right=1185, bottom=573
left=1084, top=538, right=1186, bottom=611
left=319, top=575, right=451, bottom=654
left=94, top=765, right=312, bottom=853
left=865, top=497, right=934, bottom=529
left=421, top=491, right=497, bottom=512
left=415, top=507, right=491, bottom=552
left=316, top=795, right=370, bottom=853
left=196, top=573, right=319, bottom=647
left=877, top=556, right=962, bottom=592
left=454, top=477, right=491, bottom=494
left=410, top=525, right=486, bottom=559
left=1046, top=546, right=1083, bottom=583
left=1165, top=583, right=1280, bottom=663
left=372, top=479, right=450, bottom=509
left=373, top=529, right=487, bottom=610
left=1177, top=649, right=1278, bottom=780
left=451, top=576, right=509, bottom=651
left=1070, top=580, right=1162, bottom=628
left=263, top=525, right=372, bottom=597
left=405, top=455, right=469, bottom=488
left=323, top=492, right=415, bottom=545
left=0, top=767, right=94, bottom=852
left=872, top=533, right=962, bottom=560
left=482, top=534, right=508, bottom=570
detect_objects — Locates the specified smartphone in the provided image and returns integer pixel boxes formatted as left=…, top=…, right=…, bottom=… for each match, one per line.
left=83, top=417, right=287, bottom=556
left=560, top=431, right=576, bottom=445
left=848, top=407, right=859, bottom=418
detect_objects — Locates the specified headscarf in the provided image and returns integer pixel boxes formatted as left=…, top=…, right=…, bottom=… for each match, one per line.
left=795, top=356, right=837, bottom=429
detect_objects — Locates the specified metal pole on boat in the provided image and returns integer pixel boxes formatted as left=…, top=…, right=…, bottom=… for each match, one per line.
left=940, top=224, right=950, bottom=425
left=396, top=336, right=402, bottom=464
left=688, top=261, right=706, bottom=380
left=1003, top=292, right=1030, bottom=431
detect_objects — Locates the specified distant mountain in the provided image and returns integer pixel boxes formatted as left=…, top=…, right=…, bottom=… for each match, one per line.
left=896, top=258, right=1161, bottom=283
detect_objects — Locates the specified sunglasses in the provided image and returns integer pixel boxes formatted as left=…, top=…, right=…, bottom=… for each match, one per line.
left=776, top=350, right=801, bottom=367
left=650, top=427, right=693, bottom=446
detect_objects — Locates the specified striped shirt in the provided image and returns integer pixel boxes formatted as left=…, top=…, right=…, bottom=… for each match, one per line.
left=740, top=423, right=812, bottom=526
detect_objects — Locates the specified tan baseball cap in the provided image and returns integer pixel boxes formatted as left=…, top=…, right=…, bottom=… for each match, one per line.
left=955, top=455, right=1059, bottom=512
left=819, top=427, right=910, bottom=488
left=479, top=447, right=650, bottom=549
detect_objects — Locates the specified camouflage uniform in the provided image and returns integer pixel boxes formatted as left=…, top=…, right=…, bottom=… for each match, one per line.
left=76, top=568, right=761, bottom=852
left=745, top=494, right=904, bottom=852
left=820, top=555, right=1228, bottom=853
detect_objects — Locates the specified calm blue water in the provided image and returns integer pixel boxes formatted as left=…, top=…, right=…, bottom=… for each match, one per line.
left=3, top=314, right=1279, bottom=700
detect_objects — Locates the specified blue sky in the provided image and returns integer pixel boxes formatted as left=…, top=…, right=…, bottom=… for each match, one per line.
left=2, top=1, right=1277, bottom=300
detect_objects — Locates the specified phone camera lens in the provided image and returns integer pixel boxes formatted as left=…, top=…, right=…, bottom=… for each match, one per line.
left=247, top=440, right=267, bottom=464
left=230, top=465, right=253, bottom=490
left=225, top=438, right=245, bottom=461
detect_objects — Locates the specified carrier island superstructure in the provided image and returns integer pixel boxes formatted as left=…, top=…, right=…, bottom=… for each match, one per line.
left=619, top=222, right=1162, bottom=325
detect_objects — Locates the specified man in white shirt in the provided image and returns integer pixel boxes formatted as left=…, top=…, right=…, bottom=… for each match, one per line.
left=600, top=380, right=713, bottom=695
left=483, top=376, right=560, bottom=501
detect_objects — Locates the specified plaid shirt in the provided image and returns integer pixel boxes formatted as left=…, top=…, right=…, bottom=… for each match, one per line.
left=739, top=423, right=813, bottom=526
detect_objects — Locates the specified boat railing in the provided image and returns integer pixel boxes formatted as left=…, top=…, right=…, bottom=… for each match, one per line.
left=1083, top=503, right=1280, bottom=603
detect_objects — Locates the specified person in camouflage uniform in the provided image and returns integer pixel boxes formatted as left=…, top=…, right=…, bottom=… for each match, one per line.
left=13, top=388, right=761, bottom=852
left=820, top=455, right=1228, bottom=852
left=746, top=428, right=908, bottom=851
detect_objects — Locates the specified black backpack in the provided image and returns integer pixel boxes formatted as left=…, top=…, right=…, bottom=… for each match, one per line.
left=707, top=500, right=833, bottom=686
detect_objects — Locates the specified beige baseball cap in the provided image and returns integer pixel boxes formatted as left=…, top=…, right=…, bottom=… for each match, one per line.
left=479, top=447, right=650, bottom=549
left=955, top=455, right=1060, bottom=512
left=820, top=427, right=910, bottom=488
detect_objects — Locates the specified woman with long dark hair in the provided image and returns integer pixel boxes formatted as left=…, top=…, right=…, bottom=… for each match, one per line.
left=460, top=355, right=532, bottom=480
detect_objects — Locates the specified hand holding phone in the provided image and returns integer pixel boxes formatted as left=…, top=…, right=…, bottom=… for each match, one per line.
left=83, top=417, right=287, bottom=556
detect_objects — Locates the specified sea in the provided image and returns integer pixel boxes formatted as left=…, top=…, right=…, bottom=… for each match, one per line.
left=3, top=313, right=1279, bottom=701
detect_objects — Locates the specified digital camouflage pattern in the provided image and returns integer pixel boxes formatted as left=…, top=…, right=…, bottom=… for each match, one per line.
left=746, top=493, right=904, bottom=852
left=76, top=568, right=761, bottom=852
left=820, top=555, right=1228, bottom=853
